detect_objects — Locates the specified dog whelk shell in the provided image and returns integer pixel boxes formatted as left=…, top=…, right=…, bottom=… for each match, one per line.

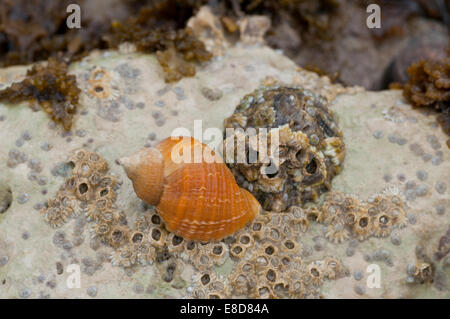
left=120, top=136, right=261, bottom=241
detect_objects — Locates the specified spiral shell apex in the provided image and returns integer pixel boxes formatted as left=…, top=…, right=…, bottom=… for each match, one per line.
left=120, top=136, right=261, bottom=241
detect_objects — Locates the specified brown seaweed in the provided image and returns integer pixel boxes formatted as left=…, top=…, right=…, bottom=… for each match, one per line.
left=399, top=57, right=450, bottom=146
left=0, top=57, right=80, bottom=130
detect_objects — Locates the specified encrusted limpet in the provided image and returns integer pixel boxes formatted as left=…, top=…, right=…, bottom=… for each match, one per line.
left=223, top=85, right=345, bottom=212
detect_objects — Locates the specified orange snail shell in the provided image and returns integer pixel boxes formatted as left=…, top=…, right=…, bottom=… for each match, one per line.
left=119, top=136, right=261, bottom=241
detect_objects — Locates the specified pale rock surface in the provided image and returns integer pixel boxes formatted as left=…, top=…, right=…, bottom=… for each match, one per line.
left=0, top=42, right=448, bottom=298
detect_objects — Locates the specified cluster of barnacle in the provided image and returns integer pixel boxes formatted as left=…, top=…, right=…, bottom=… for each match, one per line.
left=40, top=149, right=230, bottom=273
left=41, top=149, right=346, bottom=298
left=223, top=85, right=345, bottom=212
left=190, top=211, right=346, bottom=299
left=109, top=209, right=231, bottom=272
left=0, top=57, right=81, bottom=130
left=315, top=189, right=408, bottom=244
left=40, top=149, right=117, bottom=228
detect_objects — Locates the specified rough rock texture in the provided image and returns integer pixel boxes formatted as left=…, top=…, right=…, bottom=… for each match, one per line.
left=0, top=44, right=448, bottom=298
left=273, top=1, right=449, bottom=90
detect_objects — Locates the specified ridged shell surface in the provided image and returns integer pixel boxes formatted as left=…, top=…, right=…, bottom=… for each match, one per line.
left=156, top=137, right=260, bottom=241
left=121, top=136, right=261, bottom=241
